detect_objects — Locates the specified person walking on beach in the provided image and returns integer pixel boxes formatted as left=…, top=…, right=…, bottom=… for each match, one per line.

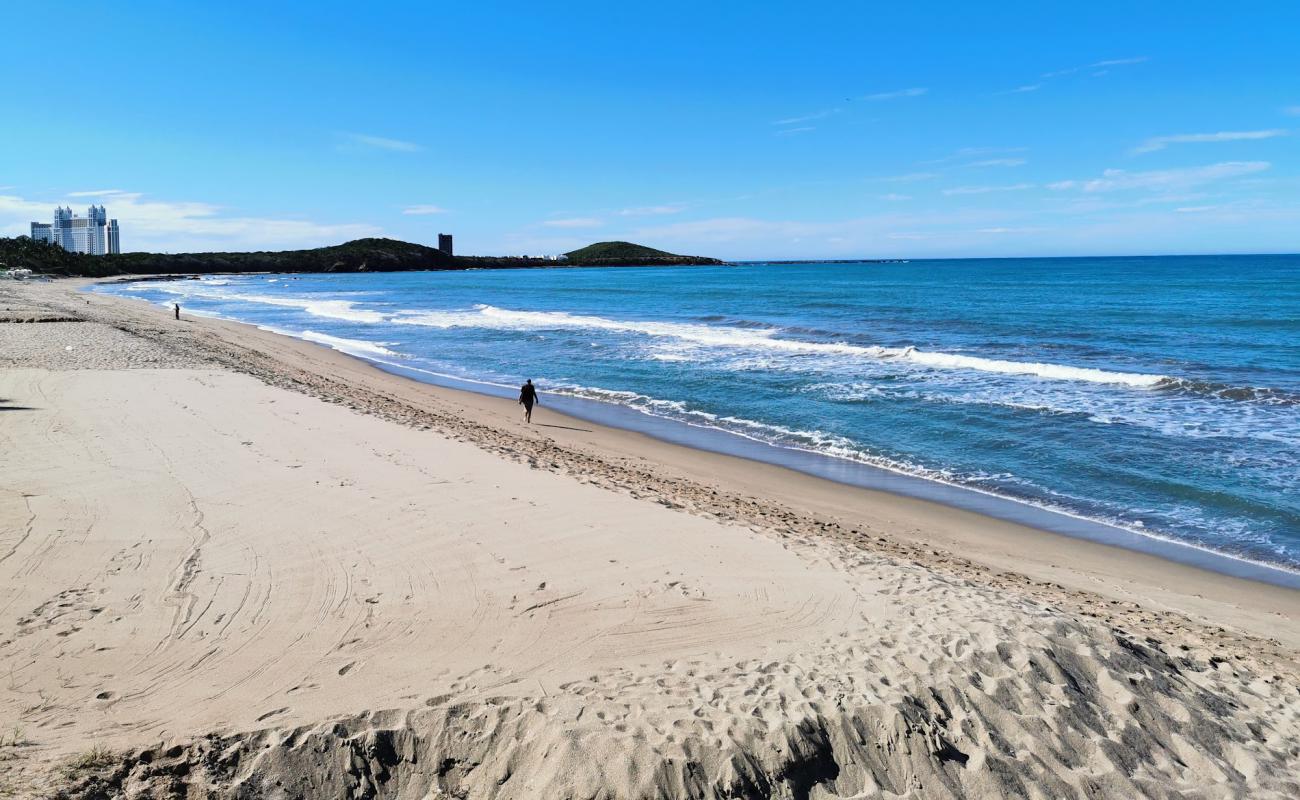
left=173, top=303, right=181, bottom=320
left=519, top=379, right=539, bottom=423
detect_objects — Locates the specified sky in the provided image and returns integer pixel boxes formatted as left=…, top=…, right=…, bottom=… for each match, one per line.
left=2, top=0, right=1298, bottom=260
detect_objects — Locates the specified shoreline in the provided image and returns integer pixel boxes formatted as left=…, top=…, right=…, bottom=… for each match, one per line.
left=98, top=278, right=1300, bottom=591
left=4, top=277, right=1300, bottom=798
left=369, top=356, right=1300, bottom=590
left=62, top=280, right=1300, bottom=647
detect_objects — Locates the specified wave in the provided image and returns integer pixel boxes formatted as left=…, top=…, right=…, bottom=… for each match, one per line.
left=249, top=296, right=387, bottom=324
left=1157, top=377, right=1300, bottom=406
left=528, top=381, right=1298, bottom=573
left=298, top=330, right=398, bottom=357
left=124, top=291, right=1295, bottom=399
left=148, top=283, right=389, bottom=324
left=395, top=305, right=1168, bottom=387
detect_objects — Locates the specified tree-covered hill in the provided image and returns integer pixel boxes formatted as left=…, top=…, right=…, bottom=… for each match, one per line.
left=0, top=236, right=723, bottom=277
left=565, top=241, right=723, bottom=266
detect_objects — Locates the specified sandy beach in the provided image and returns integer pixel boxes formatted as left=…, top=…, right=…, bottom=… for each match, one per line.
left=2, top=279, right=1299, bottom=799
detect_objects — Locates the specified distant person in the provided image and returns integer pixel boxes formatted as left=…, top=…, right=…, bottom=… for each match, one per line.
left=173, top=303, right=181, bottom=320
left=519, top=379, right=540, bottom=423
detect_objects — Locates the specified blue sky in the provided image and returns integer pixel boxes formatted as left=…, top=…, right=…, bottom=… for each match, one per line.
left=3, top=1, right=1298, bottom=259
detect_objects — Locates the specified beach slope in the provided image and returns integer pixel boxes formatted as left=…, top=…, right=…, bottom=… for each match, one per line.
left=1, top=281, right=1298, bottom=799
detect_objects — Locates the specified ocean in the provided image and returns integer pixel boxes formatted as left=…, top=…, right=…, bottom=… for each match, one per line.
left=97, top=255, right=1300, bottom=575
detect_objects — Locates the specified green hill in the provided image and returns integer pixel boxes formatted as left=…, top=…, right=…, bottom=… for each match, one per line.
left=565, top=241, right=722, bottom=266
left=107, top=237, right=458, bottom=276
left=0, top=236, right=456, bottom=278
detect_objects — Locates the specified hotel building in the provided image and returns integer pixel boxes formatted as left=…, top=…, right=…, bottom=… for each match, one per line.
left=30, top=206, right=121, bottom=255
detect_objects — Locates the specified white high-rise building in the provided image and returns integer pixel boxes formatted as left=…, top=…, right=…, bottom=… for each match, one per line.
left=30, top=206, right=120, bottom=255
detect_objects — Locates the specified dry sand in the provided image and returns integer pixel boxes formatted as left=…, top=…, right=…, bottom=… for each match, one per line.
left=1, top=279, right=1298, bottom=799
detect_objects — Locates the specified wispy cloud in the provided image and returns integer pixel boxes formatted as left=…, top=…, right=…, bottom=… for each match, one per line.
left=67, top=189, right=128, bottom=197
left=976, top=226, right=1040, bottom=234
left=1006, top=56, right=1148, bottom=94
left=1132, top=129, right=1288, bottom=154
left=862, top=87, right=927, bottom=101
left=966, top=158, right=1027, bottom=168
left=942, top=183, right=1034, bottom=196
left=1285, top=106, right=1300, bottom=117
left=880, top=193, right=912, bottom=201
left=401, top=204, right=448, bottom=215
left=339, top=132, right=423, bottom=153
left=997, top=84, right=1042, bottom=95
left=772, top=108, right=841, bottom=126
left=542, top=217, right=603, bottom=228
left=775, top=126, right=815, bottom=137
left=922, top=146, right=1027, bottom=165
left=1048, top=161, right=1270, bottom=192
left=618, top=205, right=684, bottom=216
left=877, top=171, right=940, bottom=182
left=1042, top=56, right=1148, bottom=79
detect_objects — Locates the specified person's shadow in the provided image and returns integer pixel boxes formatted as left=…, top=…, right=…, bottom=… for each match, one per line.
left=0, top=398, right=35, bottom=411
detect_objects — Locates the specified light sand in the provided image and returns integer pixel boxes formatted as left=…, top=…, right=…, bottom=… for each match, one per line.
left=2, top=280, right=1298, bottom=799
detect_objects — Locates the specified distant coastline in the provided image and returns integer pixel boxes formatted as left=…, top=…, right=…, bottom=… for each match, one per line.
left=0, top=236, right=725, bottom=278
left=740, top=258, right=911, bottom=265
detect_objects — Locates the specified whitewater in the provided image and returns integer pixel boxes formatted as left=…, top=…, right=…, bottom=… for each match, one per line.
left=98, top=254, right=1300, bottom=570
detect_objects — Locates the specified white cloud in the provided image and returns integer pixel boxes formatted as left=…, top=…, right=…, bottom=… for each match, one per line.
left=1095, top=57, right=1148, bottom=67
left=1042, top=56, right=1148, bottom=79
left=339, top=132, right=423, bottom=152
left=67, top=189, right=128, bottom=197
left=998, top=84, right=1042, bottom=95
left=401, top=204, right=448, bottom=215
left=542, top=217, right=603, bottom=228
left=922, top=146, right=1028, bottom=165
left=880, top=193, right=912, bottom=201
left=618, top=205, right=684, bottom=216
left=1132, top=129, right=1288, bottom=154
left=862, top=87, right=927, bottom=101
left=942, top=183, right=1034, bottom=195
left=877, top=171, right=940, bottom=182
left=626, top=208, right=1020, bottom=255
left=976, top=227, right=1039, bottom=234
left=1285, top=106, right=1300, bottom=117
left=966, top=158, right=1027, bottom=168
left=772, top=108, right=840, bottom=126
left=1175, top=205, right=1218, bottom=213
left=1, top=190, right=380, bottom=251
left=1053, top=161, right=1270, bottom=192
left=775, top=126, right=815, bottom=136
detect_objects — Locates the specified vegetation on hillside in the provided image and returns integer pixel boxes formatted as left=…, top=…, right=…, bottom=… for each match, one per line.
left=0, top=236, right=722, bottom=277
left=565, top=241, right=723, bottom=265
left=0, top=236, right=96, bottom=275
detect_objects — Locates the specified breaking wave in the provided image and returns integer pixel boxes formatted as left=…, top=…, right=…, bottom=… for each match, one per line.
left=393, top=305, right=1168, bottom=387
left=298, top=330, right=398, bottom=357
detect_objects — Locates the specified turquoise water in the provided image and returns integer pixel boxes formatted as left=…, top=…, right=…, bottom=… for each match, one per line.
left=99, top=255, right=1300, bottom=570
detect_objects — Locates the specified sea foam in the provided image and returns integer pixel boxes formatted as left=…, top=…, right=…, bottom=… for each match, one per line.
left=298, top=330, right=398, bottom=356
left=395, top=305, right=1167, bottom=387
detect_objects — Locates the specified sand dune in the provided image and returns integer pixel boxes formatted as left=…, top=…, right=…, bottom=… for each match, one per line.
left=1, top=282, right=1298, bottom=798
